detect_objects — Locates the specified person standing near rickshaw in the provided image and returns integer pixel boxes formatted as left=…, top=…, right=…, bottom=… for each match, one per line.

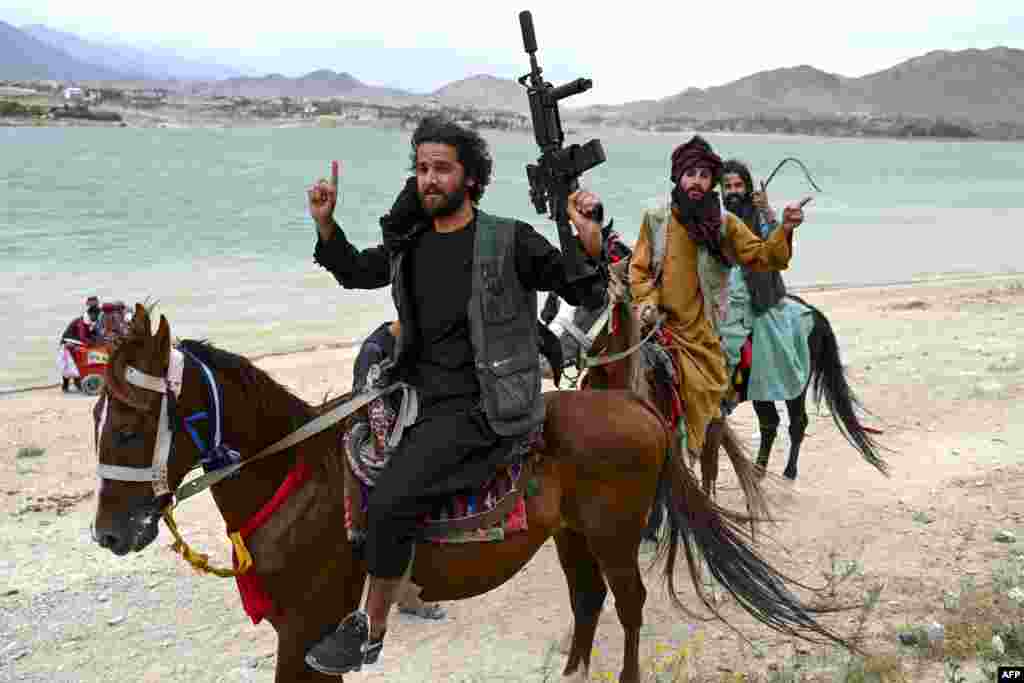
left=57, top=296, right=102, bottom=392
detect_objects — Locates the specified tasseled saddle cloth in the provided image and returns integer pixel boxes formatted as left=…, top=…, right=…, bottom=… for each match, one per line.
left=342, top=393, right=540, bottom=545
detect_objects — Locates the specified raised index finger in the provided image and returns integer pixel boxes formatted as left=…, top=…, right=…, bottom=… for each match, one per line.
left=331, top=160, right=340, bottom=189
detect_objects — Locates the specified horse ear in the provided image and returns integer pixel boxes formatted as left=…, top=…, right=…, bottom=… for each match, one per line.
left=132, top=303, right=150, bottom=336
left=154, top=315, right=171, bottom=362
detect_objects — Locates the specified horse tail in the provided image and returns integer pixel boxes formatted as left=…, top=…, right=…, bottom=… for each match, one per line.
left=789, top=294, right=889, bottom=477
left=658, top=422, right=854, bottom=650
left=720, top=420, right=773, bottom=529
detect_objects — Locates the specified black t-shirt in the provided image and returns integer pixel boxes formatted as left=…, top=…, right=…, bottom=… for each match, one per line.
left=406, top=220, right=478, bottom=410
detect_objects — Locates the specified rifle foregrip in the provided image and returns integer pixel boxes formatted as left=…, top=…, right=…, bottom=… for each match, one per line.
left=519, top=11, right=537, bottom=53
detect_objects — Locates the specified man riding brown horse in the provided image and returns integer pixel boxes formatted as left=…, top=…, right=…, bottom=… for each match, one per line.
left=349, top=319, right=447, bottom=621
left=90, top=126, right=862, bottom=683
left=305, top=115, right=608, bottom=674
left=629, top=135, right=808, bottom=484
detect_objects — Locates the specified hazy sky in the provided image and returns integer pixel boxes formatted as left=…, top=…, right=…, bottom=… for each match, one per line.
left=5, top=1, right=1023, bottom=104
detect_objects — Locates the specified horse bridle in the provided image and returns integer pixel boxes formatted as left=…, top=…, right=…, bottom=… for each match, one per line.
left=580, top=310, right=663, bottom=370
left=96, top=348, right=187, bottom=497
left=96, top=346, right=415, bottom=504
left=96, top=347, right=249, bottom=497
left=563, top=264, right=664, bottom=383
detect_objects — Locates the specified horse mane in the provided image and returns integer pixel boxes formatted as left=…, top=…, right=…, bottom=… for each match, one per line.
left=178, top=339, right=316, bottom=421
left=607, top=260, right=644, bottom=393
left=177, top=339, right=358, bottom=502
left=106, top=308, right=354, bottom=424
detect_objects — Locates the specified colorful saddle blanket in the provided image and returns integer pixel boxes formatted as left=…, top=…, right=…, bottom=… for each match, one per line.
left=342, top=394, right=537, bottom=545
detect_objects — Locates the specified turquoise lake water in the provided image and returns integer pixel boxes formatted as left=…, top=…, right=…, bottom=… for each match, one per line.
left=3, top=124, right=1022, bottom=390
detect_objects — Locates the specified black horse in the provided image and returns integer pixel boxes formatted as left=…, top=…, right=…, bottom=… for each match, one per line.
left=734, top=293, right=886, bottom=481
left=541, top=234, right=887, bottom=541
left=546, top=287, right=886, bottom=481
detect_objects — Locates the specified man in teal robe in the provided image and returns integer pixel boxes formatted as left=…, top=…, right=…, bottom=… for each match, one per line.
left=717, top=160, right=814, bottom=478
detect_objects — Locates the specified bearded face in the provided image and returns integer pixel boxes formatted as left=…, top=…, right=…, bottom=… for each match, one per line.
left=672, top=164, right=719, bottom=222
left=415, top=142, right=474, bottom=218
left=419, top=183, right=468, bottom=219
left=722, top=172, right=753, bottom=216
left=677, top=166, right=713, bottom=201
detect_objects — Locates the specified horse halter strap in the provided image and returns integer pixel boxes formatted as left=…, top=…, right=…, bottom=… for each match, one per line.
left=96, top=349, right=185, bottom=496
left=96, top=347, right=237, bottom=498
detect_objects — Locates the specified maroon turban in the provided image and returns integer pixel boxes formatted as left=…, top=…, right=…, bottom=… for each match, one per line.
left=670, top=135, right=723, bottom=185
left=668, top=135, right=730, bottom=266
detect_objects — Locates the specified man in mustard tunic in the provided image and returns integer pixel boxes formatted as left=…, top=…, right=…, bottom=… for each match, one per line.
left=629, top=136, right=806, bottom=458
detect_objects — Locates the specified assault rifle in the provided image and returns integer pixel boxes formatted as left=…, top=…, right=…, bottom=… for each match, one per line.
left=518, top=10, right=605, bottom=284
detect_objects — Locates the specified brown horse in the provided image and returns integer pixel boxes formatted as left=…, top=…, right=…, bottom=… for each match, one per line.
left=91, top=304, right=853, bottom=682
left=575, top=262, right=767, bottom=507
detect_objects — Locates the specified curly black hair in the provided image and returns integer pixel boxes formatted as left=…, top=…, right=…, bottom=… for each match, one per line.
left=408, top=116, right=493, bottom=203
left=721, top=159, right=755, bottom=196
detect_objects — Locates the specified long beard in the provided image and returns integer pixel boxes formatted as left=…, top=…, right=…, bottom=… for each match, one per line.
left=671, top=185, right=720, bottom=224
left=724, top=193, right=788, bottom=312
left=419, top=185, right=468, bottom=218
left=723, top=193, right=757, bottom=229
left=670, top=185, right=729, bottom=266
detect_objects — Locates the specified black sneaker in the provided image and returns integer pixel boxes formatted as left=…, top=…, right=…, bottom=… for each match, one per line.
left=305, top=610, right=384, bottom=676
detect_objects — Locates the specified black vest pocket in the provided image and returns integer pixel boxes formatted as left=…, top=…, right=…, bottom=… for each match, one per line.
left=481, top=260, right=519, bottom=323
left=478, top=351, right=539, bottom=421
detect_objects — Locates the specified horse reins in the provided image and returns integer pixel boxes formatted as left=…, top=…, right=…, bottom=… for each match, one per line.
left=579, top=315, right=663, bottom=370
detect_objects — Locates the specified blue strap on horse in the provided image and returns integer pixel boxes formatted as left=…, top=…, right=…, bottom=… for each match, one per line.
left=179, top=347, right=242, bottom=476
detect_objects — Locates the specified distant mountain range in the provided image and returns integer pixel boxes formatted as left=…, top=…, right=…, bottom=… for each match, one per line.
left=575, top=48, right=1024, bottom=125
left=19, top=24, right=242, bottom=81
left=194, top=69, right=415, bottom=102
left=0, top=20, right=130, bottom=81
left=430, top=74, right=528, bottom=113
left=2, top=21, right=1022, bottom=125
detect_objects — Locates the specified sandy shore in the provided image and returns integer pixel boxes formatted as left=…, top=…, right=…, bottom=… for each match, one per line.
left=2, top=275, right=1023, bottom=682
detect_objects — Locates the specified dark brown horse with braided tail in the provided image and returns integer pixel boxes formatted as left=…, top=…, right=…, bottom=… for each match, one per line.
left=553, top=260, right=768, bottom=506
left=91, top=305, right=855, bottom=682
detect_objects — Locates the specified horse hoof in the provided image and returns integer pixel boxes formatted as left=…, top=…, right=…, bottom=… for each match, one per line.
left=561, top=667, right=589, bottom=682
